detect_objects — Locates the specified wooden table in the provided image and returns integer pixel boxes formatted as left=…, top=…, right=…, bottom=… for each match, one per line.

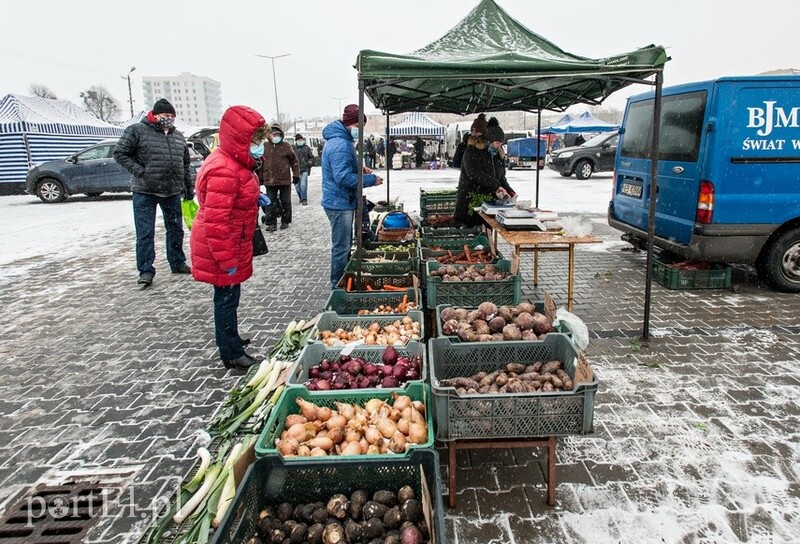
left=479, top=212, right=602, bottom=311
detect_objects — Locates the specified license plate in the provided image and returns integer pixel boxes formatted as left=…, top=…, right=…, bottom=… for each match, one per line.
left=621, top=182, right=643, bottom=198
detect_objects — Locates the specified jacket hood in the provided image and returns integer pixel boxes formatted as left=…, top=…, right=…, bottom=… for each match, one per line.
left=468, top=134, right=487, bottom=150
left=322, top=119, right=352, bottom=142
left=218, top=106, right=265, bottom=169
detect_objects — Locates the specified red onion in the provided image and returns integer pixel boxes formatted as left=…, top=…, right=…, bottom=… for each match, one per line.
left=392, top=364, right=408, bottom=379
left=309, top=367, right=320, bottom=379
left=381, top=376, right=400, bottom=388
left=363, top=363, right=379, bottom=376
left=382, top=346, right=398, bottom=366
left=316, top=379, right=330, bottom=391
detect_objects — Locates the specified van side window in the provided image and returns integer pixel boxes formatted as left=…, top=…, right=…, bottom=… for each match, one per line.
left=621, top=91, right=707, bottom=162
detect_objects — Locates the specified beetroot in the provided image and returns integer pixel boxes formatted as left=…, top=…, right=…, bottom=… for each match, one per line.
left=382, top=346, right=398, bottom=366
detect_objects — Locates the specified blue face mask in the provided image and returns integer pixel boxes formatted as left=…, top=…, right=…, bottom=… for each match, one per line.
left=350, top=127, right=360, bottom=141
left=249, top=142, right=265, bottom=159
left=488, top=145, right=499, bottom=156
left=296, top=140, right=305, bottom=147
left=271, top=136, right=283, bottom=144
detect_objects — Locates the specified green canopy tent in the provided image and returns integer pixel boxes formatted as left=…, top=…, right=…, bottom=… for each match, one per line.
left=351, top=0, right=669, bottom=337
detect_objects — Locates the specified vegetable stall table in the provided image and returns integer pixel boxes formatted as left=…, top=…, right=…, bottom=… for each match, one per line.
left=478, top=212, right=602, bottom=311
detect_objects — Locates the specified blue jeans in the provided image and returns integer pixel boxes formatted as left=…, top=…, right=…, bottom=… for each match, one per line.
left=213, top=284, right=243, bottom=361
left=294, top=171, right=309, bottom=202
left=132, top=192, right=186, bottom=275
left=324, top=208, right=354, bottom=289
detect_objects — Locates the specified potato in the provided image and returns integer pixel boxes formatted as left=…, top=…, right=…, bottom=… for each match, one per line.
left=532, top=312, right=553, bottom=335
left=494, top=372, right=508, bottom=387
left=441, top=319, right=460, bottom=336
left=502, top=324, right=522, bottom=341
left=477, top=301, right=498, bottom=320
left=472, top=319, right=490, bottom=335
left=440, top=307, right=457, bottom=323
left=488, top=317, right=506, bottom=334
left=506, top=363, right=526, bottom=374
left=542, top=360, right=562, bottom=374
left=467, top=310, right=482, bottom=322
left=497, top=306, right=514, bottom=323
left=514, top=312, right=535, bottom=331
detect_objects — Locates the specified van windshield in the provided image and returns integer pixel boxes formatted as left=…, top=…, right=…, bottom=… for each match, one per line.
left=621, top=90, right=707, bottom=162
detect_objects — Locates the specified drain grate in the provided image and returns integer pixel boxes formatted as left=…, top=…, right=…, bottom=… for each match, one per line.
left=0, top=467, right=139, bottom=544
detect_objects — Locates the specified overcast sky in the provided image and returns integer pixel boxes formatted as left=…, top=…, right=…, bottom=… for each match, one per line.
left=2, top=0, right=798, bottom=122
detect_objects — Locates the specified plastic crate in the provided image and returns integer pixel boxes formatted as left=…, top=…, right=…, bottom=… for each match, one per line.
left=426, top=260, right=521, bottom=307
left=345, top=257, right=416, bottom=275
left=419, top=189, right=457, bottom=218
left=652, top=257, right=732, bottom=290
left=337, top=271, right=418, bottom=292
left=420, top=234, right=491, bottom=250
left=360, top=240, right=419, bottom=252
left=324, top=288, right=420, bottom=316
left=286, top=341, right=427, bottom=390
left=211, top=449, right=446, bottom=544
left=420, top=225, right=484, bottom=239
left=308, top=311, right=425, bottom=345
left=434, top=302, right=545, bottom=340
left=351, top=247, right=418, bottom=263
left=255, top=382, right=434, bottom=459
left=428, top=335, right=597, bottom=440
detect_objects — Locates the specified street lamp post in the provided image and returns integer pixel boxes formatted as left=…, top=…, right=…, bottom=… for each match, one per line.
left=125, top=66, right=136, bottom=117
left=331, top=96, right=347, bottom=115
left=255, top=54, right=290, bottom=122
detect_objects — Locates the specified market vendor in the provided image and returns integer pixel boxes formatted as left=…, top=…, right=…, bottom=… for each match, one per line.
left=454, top=116, right=516, bottom=226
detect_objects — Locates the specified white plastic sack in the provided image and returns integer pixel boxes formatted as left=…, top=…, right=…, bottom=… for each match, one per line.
left=559, top=215, right=593, bottom=237
left=555, top=308, right=589, bottom=350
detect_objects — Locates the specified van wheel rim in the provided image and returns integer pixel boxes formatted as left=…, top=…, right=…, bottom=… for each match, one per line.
left=781, top=242, right=800, bottom=282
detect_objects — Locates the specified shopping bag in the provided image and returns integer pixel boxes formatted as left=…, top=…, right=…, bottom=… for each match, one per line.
left=252, top=227, right=269, bottom=257
left=181, top=199, right=199, bottom=230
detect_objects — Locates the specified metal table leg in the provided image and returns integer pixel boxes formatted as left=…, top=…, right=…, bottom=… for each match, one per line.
left=533, top=247, right=539, bottom=287
left=567, top=244, right=575, bottom=311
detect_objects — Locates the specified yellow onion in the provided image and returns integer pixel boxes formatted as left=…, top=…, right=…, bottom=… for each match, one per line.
left=410, top=408, right=426, bottom=425
left=397, top=418, right=410, bottom=435
left=325, top=414, right=347, bottom=431
left=309, top=447, right=328, bottom=457
left=376, top=418, right=398, bottom=439
left=365, top=398, right=385, bottom=415
left=340, top=441, right=362, bottom=456
left=408, top=422, right=428, bottom=445
left=286, top=422, right=316, bottom=442
left=284, top=414, right=308, bottom=428
left=276, top=437, right=299, bottom=456
left=316, top=406, right=333, bottom=422
left=334, top=402, right=355, bottom=420
left=364, top=426, right=382, bottom=445
left=296, top=398, right=320, bottom=421
left=359, top=438, right=369, bottom=454
left=303, top=436, right=334, bottom=451
left=297, top=445, right=311, bottom=457
left=391, top=393, right=412, bottom=411
left=327, top=426, right=347, bottom=445
left=412, top=401, right=425, bottom=415
left=388, top=431, right=407, bottom=453
left=366, top=444, right=381, bottom=455
left=345, top=429, right=361, bottom=443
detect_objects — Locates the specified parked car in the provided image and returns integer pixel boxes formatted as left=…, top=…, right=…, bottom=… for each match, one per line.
left=548, top=132, right=618, bottom=179
left=26, top=139, right=203, bottom=203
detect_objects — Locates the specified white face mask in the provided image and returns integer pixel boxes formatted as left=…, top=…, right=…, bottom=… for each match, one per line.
left=296, top=140, right=305, bottom=147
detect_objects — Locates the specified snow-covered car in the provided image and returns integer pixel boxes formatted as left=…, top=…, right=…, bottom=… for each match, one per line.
left=26, top=139, right=203, bottom=203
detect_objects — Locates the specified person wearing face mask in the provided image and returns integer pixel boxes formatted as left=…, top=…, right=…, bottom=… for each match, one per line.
left=189, top=106, right=270, bottom=370
left=454, top=116, right=516, bottom=226
left=114, top=98, right=194, bottom=287
left=292, top=133, right=314, bottom=205
left=257, top=123, right=300, bottom=231
left=321, top=104, right=384, bottom=289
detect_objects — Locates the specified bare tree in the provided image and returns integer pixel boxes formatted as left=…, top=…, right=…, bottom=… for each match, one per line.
left=80, top=85, right=121, bottom=122
left=29, top=84, right=58, bottom=99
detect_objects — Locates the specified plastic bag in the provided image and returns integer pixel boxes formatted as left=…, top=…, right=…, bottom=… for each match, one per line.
left=559, top=215, right=593, bottom=237
left=181, top=199, right=199, bottom=230
left=555, top=308, right=589, bottom=350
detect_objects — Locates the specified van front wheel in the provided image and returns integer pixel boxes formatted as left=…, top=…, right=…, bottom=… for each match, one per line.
left=760, top=227, right=800, bottom=293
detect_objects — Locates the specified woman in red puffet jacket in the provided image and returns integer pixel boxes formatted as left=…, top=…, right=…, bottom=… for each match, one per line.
left=190, top=105, right=269, bottom=370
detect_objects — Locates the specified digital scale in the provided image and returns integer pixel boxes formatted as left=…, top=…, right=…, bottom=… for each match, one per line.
left=495, top=208, right=562, bottom=231
left=478, top=201, right=515, bottom=216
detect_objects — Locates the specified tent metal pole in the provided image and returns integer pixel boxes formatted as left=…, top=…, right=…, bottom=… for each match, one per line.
left=356, top=81, right=366, bottom=280
left=535, top=110, right=542, bottom=208
left=385, top=112, right=390, bottom=204
left=642, top=70, right=664, bottom=341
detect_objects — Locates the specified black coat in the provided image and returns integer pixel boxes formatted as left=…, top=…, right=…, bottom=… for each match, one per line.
left=454, top=137, right=515, bottom=226
left=292, top=143, right=315, bottom=173
left=114, top=119, right=192, bottom=197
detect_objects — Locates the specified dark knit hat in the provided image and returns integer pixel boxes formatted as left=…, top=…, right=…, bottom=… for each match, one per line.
left=342, top=104, right=364, bottom=127
left=470, top=113, right=488, bottom=135
left=294, top=133, right=304, bottom=140
left=269, top=123, right=283, bottom=135
left=485, top=117, right=505, bottom=143
left=152, top=98, right=176, bottom=116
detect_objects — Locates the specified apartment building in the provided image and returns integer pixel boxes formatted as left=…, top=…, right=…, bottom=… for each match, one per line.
left=142, top=72, right=222, bottom=127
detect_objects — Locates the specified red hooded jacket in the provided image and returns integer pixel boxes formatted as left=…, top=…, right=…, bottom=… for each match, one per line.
left=190, top=106, right=265, bottom=286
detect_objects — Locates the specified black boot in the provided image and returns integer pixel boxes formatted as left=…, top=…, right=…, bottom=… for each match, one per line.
left=223, top=352, right=263, bottom=370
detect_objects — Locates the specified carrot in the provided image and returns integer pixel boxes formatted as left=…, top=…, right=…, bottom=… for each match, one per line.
left=383, top=285, right=406, bottom=291
left=346, top=277, right=353, bottom=292
left=464, top=244, right=472, bottom=263
left=401, top=294, right=408, bottom=312
left=365, top=284, right=374, bottom=291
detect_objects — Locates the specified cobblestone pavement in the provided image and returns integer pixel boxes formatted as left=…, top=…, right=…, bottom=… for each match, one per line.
left=0, top=176, right=798, bottom=543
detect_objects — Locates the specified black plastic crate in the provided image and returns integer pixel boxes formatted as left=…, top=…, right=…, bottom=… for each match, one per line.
left=211, top=449, right=446, bottom=544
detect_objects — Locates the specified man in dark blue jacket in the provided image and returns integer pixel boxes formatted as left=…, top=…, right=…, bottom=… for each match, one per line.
left=321, top=104, right=383, bottom=289
left=114, top=98, right=193, bottom=287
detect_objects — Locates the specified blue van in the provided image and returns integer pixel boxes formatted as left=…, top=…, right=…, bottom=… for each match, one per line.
left=608, top=75, right=800, bottom=292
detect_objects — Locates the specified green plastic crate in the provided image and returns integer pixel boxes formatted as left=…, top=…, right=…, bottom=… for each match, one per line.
left=255, top=382, right=434, bottom=460
left=286, top=341, right=427, bottom=390
left=351, top=247, right=418, bottom=263
left=652, top=257, right=732, bottom=290
left=428, top=335, right=597, bottom=440
left=420, top=225, right=484, bottom=239
left=420, top=234, right=491, bottom=251
left=308, top=311, right=425, bottom=345
left=426, top=260, right=521, bottom=308
left=434, top=302, right=546, bottom=340
left=337, top=271, right=418, bottom=292
left=211, top=449, right=446, bottom=544
left=324, top=288, right=420, bottom=316
left=345, top=257, right=416, bottom=275
left=419, top=188, right=457, bottom=217
left=360, top=240, right=418, bottom=252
